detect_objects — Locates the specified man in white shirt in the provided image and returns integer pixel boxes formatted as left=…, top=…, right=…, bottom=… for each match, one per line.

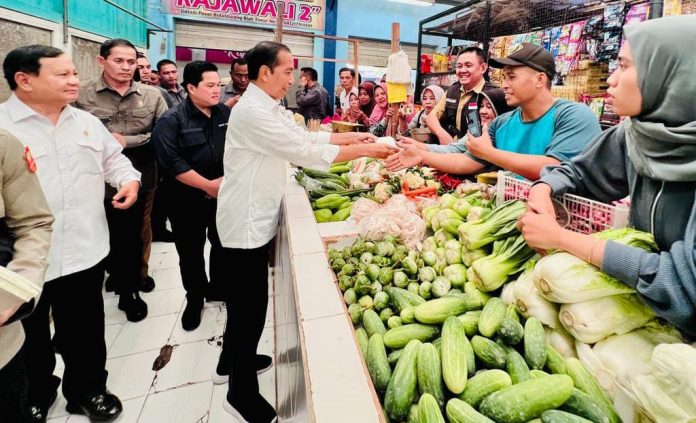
left=336, top=66, right=356, bottom=117
left=0, top=45, right=140, bottom=422
left=216, top=41, right=396, bottom=423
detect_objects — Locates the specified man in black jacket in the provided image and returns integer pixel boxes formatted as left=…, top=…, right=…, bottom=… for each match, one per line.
left=425, top=47, right=498, bottom=144
left=151, top=61, right=228, bottom=331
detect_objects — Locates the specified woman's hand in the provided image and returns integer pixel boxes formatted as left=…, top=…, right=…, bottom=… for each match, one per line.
left=518, top=210, right=564, bottom=253
left=527, top=183, right=556, bottom=217
left=384, top=145, right=424, bottom=172
left=385, top=108, right=395, bottom=119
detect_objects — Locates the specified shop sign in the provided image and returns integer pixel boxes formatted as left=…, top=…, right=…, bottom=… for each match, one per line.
left=164, top=0, right=325, bottom=31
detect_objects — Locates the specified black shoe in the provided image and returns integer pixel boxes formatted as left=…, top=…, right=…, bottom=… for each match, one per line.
left=139, top=276, right=155, bottom=293
left=118, top=293, right=148, bottom=322
left=65, top=390, right=122, bottom=421
left=181, top=300, right=203, bottom=331
left=153, top=230, right=174, bottom=243
left=28, top=375, right=61, bottom=422
left=213, top=354, right=273, bottom=384
left=223, top=394, right=277, bottom=423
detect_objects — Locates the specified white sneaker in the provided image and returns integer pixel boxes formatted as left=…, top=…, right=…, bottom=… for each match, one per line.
left=222, top=398, right=278, bottom=423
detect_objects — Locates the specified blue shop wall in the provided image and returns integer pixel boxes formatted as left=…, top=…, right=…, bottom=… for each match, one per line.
left=0, top=0, right=148, bottom=46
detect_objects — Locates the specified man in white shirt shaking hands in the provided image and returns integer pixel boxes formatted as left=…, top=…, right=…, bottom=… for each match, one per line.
left=215, top=41, right=395, bottom=422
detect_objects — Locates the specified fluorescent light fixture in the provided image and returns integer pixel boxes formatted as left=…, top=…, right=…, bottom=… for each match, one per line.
left=388, top=0, right=435, bottom=7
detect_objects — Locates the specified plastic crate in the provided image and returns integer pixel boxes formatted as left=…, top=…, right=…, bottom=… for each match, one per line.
left=495, top=171, right=629, bottom=234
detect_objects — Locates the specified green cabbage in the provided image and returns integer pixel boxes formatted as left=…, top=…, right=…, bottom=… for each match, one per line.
left=418, top=266, right=437, bottom=283
left=470, top=235, right=536, bottom=291
left=373, top=291, right=390, bottom=310
left=431, top=276, right=451, bottom=298
left=421, top=250, right=438, bottom=266
left=393, top=270, right=409, bottom=288
left=460, top=200, right=526, bottom=250
left=443, top=264, right=467, bottom=288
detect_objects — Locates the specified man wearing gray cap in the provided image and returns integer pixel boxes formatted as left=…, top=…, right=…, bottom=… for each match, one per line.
left=388, top=43, right=601, bottom=181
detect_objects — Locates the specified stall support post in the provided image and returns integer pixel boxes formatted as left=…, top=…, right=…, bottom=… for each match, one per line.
left=352, top=40, right=360, bottom=88
left=649, top=0, right=664, bottom=18
left=274, top=1, right=285, bottom=43
left=388, top=23, right=402, bottom=137
left=415, top=21, right=424, bottom=101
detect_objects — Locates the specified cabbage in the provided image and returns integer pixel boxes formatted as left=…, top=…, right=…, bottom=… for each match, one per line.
left=594, top=227, right=657, bottom=252
left=354, top=274, right=372, bottom=296
left=444, top=239, right=462, bottom=251
left=466, top=206, right=491, bottom=222
left=441, top=218, right=465, bottom=235
left=443, top=264, right=467, bottom=288
left=500, top=282, right=515, bottom=305
left=439, top=193, right=458, bottom=210
left=338, top=275, right=353, bottom=291
left=373, top=291, right=390, bottom=311
left=533, top=252, right=635, bottom=304
left=434, top=228, right=455, bottom=246
left=453, top=198, right=474, bottom=218
left=511, top=269, right=561, bottom=329
left=402, top=257, right=418, bottom=276
left=649, top=343, right=696, bottom=417
left=627, top=374, right=696, bottom=423
left=559, top=294, right=656, bottom=344
left=407, top=282, right=420, bottom=296
left=393, top=271, right=409, bottom=288
left=418, top=266, right=437, bottom=283
left=433, top=259, right=447, bottom=276
left=445, top=248, right=463, bottom=265
left=435, top=247, right=446, bottom=261
left=431, top=276, right=451, bottom=298
left=360, top=252, right=374, bottom=266
left=369, top=281, right=382, bottom=296
left=422, top=236, right=437, bottom=252
left=421, top=250, right=438, bottom=266
left=544, top=326, right=577, bottom=358
left=470, top=235, right=536, bottom=291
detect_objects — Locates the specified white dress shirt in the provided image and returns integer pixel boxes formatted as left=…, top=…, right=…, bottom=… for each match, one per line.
left=0, top=94, right=141, bottom=282
left=216, top=83, right=339, bottom=249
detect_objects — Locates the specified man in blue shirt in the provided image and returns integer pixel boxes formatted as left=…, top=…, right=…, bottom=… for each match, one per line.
left=386, top=43, right=601, bottom=180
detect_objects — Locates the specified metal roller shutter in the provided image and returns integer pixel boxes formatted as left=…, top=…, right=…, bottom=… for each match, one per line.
left=175, top=20, right=314, bottom=57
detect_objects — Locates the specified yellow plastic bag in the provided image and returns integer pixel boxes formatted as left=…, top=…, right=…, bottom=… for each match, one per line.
left=387, top=82, right=407, bottom=104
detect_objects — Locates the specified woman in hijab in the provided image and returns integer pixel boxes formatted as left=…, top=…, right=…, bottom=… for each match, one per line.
left=369, top=83, right=393, bottom=136
left=519, top=15, right=696, bottom=340
left=398, top=85, right=445, bottom=136
left=345, top=82, right=375, bottom=128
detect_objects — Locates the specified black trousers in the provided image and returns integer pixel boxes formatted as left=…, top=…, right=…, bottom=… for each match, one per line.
left=168, top=182, right=225, bottom=303
left=220, top=241, right=271, bottom=403
left=151, top=177, right=170, bottom=238
left=104, top=191, right=146, bottom=295
left=0, top=348, right=31, bottom=422
left=21, top=264, right=108, bottom=404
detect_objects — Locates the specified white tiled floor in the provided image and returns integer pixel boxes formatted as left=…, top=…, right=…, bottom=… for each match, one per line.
left=46, top=242, right=277, bottom=423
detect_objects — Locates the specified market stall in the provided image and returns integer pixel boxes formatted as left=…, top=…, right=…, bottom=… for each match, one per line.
left=273, top=153, right=695, bottom=422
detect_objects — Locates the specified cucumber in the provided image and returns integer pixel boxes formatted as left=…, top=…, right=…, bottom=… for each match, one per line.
left=389, top=287, right=426, bottom=312
left=478, top=374, right=575, bottom=423
left=441, top=316, right=468, bottom=394
left=457, top=310, right=481, bottom=336
left=478, top=297, right=506, bottom=337
left=545, top=346, right=567, bottom=374
left=400, top=307, right=416, bottom=324
left=497, top=318, right=524, bottom=345
left=462, top=334, right=476, bottom=377
left=414, top=297, right=474, bottom=324
left=541, top=410, right=593, bottom=423
left=362, top=309, right=386, bottom=337
left=562, top=388, right=617, bottom=423
left=383, top=324, right=439, bottom=349
left=384, top=339, right=421, bottom=421
left=506, top=349, right=531, bottom=384
left=418, top=393, right=446, bottom=423
left=432, top=336, right=442, bottom=353
left=461, top=369, right=512, bottom=408
left=446, top=398, right=495, bottom=423
left=387, top=315, right=403, bottom=329
left=387, top=348, right=403, bottom=367
left=531, top=369, right=550, bottom=378
left=471, top=335, right=507, bottom=369
left=366, top=334, right=391, bottom=393
left=524, top=317, right=547, bottom=370
left=565, top=358, right=620, bottom=423
left=355, top=328, right=369, bottom=356
left=417, top=343, right=444, bottom=407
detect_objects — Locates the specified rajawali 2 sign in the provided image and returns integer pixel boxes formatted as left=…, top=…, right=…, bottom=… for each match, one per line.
left=165, top=0, right=325, bottom=31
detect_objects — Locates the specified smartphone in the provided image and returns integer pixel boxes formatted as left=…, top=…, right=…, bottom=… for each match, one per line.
left=466, top=101, right=482, bottom=137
